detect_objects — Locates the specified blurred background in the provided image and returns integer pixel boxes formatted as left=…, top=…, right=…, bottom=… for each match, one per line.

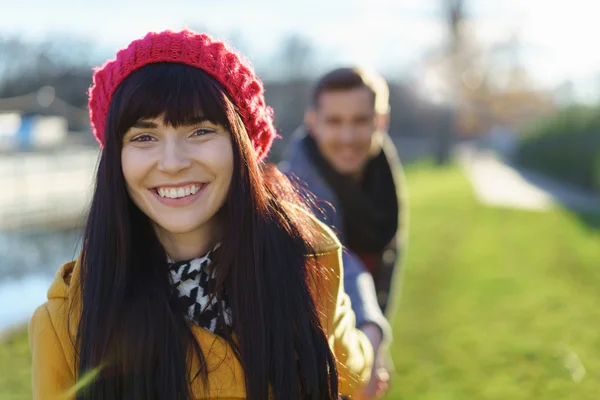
left=1, top=0, right=600, bottom=398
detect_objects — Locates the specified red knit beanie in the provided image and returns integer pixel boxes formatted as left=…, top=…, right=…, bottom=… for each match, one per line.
left=88, top=29, right=277, bottom=160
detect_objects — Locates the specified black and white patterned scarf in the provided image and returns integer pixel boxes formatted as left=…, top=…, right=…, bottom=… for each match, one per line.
left=168, top=244, right=233, bottom=334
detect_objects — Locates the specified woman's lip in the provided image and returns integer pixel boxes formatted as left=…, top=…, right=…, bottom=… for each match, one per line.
left=150, top=184, right=207, bottom=207
left=150, top=181, right=205, bottom=189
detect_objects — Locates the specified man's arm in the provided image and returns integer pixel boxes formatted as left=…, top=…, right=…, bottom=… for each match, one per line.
left=342, top=249, right=392, bottom=344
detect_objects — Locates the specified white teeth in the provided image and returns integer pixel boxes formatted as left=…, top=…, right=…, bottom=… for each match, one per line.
left=156, top=184, right=202, bottom=199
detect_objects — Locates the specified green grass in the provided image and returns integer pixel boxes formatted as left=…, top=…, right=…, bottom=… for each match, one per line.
left=384, top=161, right=600, bottom=399
left=0, top=329, right=31, bottom=400
left=3, top=161, right=600, bottom=399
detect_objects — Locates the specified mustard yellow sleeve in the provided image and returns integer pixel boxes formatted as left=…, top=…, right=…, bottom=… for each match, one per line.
left=320, top=248, right=374, bottom=396
left=29, top=304, right=74, bottom=400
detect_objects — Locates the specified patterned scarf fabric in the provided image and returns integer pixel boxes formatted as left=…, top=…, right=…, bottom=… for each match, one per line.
left=168, top=245, right=232, bottom=333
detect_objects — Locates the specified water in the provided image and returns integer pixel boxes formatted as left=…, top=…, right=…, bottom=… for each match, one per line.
left=0, top=148, right=97, bottom=230
left=0, top=228, right=82, bottom=330
left=0, top=274, right=54, bottom=331
left=0, top=229, right=82, bottom=279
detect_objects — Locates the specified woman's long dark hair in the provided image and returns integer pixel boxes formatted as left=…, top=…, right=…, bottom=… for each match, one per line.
left=74, top=63, right=338, bottom=399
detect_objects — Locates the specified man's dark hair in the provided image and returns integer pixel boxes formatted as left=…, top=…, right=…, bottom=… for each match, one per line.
left=312, top=67, right=389, bottom=114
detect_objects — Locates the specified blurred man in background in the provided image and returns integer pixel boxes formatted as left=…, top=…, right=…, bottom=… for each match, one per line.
left=280, top=67, right=408, bottom=398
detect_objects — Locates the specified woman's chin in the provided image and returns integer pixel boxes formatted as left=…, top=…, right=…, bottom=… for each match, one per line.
left=152, top=218, right=208, bottom=237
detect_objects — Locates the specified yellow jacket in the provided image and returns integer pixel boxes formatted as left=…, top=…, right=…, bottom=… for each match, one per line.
left=29, top=218, right=373, bottom=399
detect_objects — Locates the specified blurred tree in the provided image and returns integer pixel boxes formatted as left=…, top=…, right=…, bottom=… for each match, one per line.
left=420, top=1, right=553, bottom=161
left=0, top=35, right=95, bottom=108
left=263, top=33, right=317, bottom=158
left=278, top=34, right=315, bottom=81
left=461, top=32, right=554, bottom=134
left=431, top=0, right=466, bottom=166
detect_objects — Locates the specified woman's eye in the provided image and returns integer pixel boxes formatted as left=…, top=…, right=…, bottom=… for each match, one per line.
left=192, top=128, right=214, bottom=137
left=131, top=134, right=155, bottom=142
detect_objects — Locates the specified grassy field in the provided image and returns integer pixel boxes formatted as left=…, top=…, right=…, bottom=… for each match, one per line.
left=2, top=162, right=600, bottom=399
left=0, top=328, right=30, bottom=400
left=385, top=162, right=600, bottom=399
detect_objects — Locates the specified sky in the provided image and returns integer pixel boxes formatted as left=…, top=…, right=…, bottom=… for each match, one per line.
left=1, top=0, right=599, bottom=102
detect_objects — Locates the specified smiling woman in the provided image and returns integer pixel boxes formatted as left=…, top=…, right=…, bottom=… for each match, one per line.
left=117, top=68, right=236, bottom=260
left=121, top=114, right=233, bottom=259
left=27, top=30, right=373, bottom=400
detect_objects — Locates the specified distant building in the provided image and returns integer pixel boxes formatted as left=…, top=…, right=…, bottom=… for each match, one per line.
left=0, top=112, right=68, bottom=151
left=0, top=86, right=91, bottom=151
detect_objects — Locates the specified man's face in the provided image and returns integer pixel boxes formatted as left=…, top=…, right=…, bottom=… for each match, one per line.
left=307, top=87, right=385, bottom=176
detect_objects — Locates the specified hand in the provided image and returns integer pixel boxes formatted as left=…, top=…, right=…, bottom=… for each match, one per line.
left=356, top=361, right=390, bottom=399
left=356, top=324, right=390, bottom=399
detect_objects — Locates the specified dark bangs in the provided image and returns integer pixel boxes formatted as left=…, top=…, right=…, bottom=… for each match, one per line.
left=109, top=62, right=238, bottom=142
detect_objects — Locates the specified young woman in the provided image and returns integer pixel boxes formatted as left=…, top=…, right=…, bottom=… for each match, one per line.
left=28, top=30, right=373, bottom=399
